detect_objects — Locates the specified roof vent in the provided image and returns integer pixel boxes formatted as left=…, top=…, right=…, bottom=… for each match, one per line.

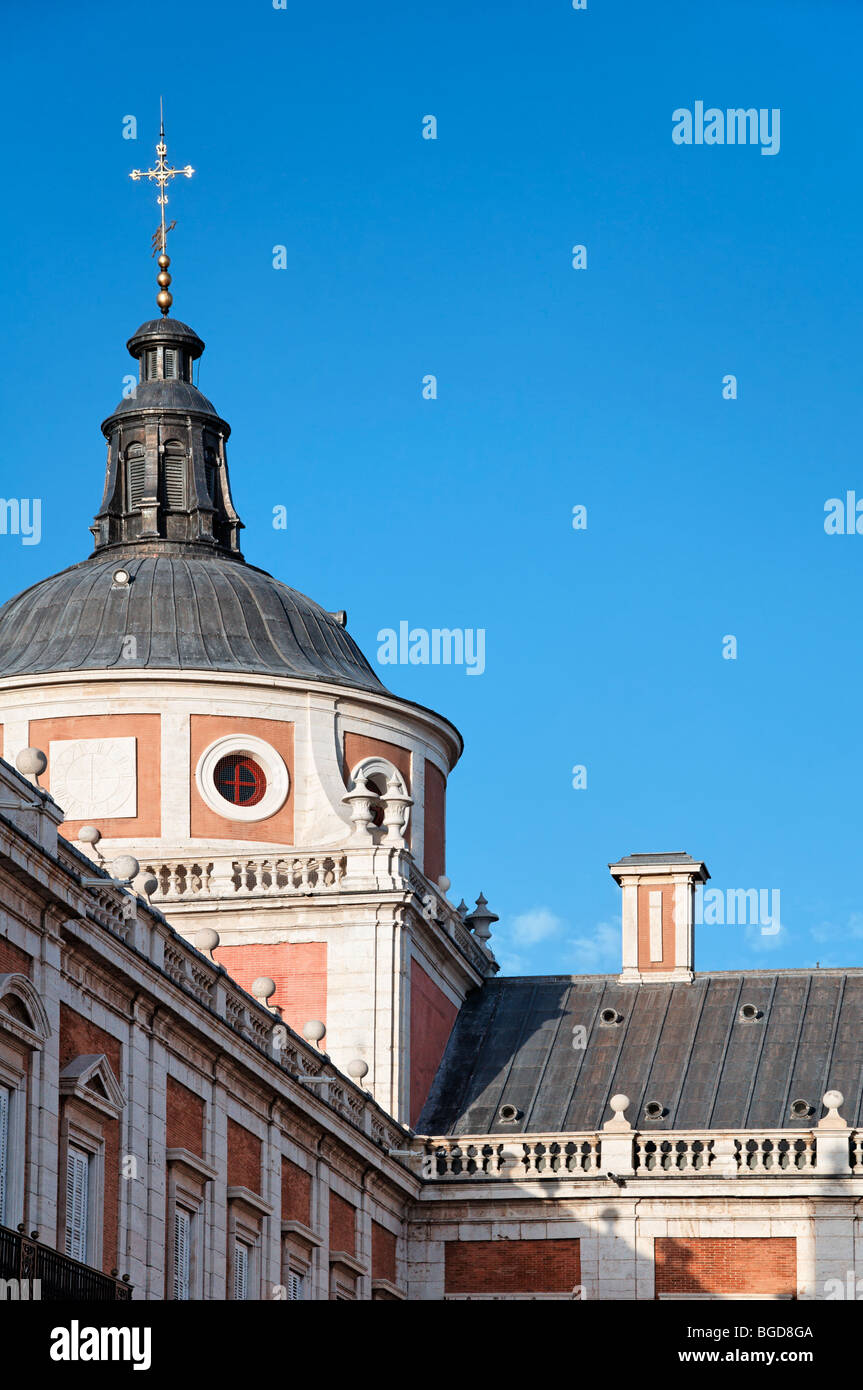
left=643, top=1100, right=665, bottom=1120
left=738, top=1003, right=760, bottom=1021
left=498, top=1103, right=519, bottom=1123
left=600, top=1007, right=622, bottom=1026
left=790, top=1098, right=812, bottom=1119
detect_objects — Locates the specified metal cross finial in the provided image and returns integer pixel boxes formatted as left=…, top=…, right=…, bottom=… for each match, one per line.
left=130, top=100, right=194, bottom=315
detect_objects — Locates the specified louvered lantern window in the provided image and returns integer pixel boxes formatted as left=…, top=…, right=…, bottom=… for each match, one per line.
left=204, top=447, right=218, bottom=503
left=65, top=1146, right=89, bottom=1264
left=233, top=1241, right=249, bottom=1301
left=127, top=444, right=146, bottom=508
left=0, top=1086, right=9, bottom=1226
left=164, top=348, right=178, bottom=380
left=163, top=444, right=186, bottom=509
left=214, top=754, right=266, bottom=807
left=173, top=1207, right=191, bottom=1300
left=146, top=349, right=158, bottom=380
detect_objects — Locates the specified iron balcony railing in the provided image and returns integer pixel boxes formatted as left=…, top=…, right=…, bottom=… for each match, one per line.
left=0, top=1224, right=132, bottom=1300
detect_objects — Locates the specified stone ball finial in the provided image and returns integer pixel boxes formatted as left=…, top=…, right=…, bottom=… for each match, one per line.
left=196, top=927, right=220, bottom=960
left=78, top=825, right=102, bottom=846
left=347, top=1058, right=369, bottom=1081
left=251, top=977, right=276, bottom=1003
left=141, top=875, right=159, bottom=898
left=437, top=875, right=451, bottom=894
left=817, top=1089, right=847, bottom=1130
left=303, top=1020, right=326, bottom=1044
left=602, top=1094, right=632, bottom=1132
left=16, top=747, right=47, bottom=780
left=111, top=855, right=140, bottom=882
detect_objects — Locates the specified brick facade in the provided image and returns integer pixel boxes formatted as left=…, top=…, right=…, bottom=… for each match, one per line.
left=423, top=759, right=446, bottom=883
left=329, top=1191, right=356, bottom=1255
left=215, top=941, right=327, bottom=1035
left=227, top=1118, right=262, bottom=1194
left=281, top=1158, right=312, bottom=1226
left=444, top=1239, right=581, bottom=1295
left=166, top=1077, right=205, bottom=1157
left=654, top=1237, right=797, bottom=1298
left=409, top=959, right=457, bottom=1126
left=371, top=1220, right=397, bottom=1282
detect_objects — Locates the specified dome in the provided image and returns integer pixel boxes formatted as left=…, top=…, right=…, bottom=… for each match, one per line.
left=0, top=550, right=387, bottom=692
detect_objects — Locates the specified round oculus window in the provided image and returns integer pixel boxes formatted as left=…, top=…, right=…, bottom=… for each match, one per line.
left=195, top=735, right=290, bottom=823
left=213, top=753, right=266, bottom=807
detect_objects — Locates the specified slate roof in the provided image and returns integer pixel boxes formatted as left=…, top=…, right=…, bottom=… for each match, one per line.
left=417, top=971, right=863, bottom=1134
left=0, top=550, right=388, bottom=692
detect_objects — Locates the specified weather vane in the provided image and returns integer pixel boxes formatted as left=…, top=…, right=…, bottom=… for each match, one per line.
left=130, top=99, right=194, bottom=316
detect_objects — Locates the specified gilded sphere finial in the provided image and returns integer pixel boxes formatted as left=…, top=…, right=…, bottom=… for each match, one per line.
left=157, top=289, right=173, bottom=314
left=157, top=252, right=170, bottom=269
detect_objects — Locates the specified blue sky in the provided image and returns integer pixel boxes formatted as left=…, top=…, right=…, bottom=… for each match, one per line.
left=3, top=0, right=862, bottom=977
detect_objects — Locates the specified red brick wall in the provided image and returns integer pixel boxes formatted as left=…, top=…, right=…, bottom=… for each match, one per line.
left=30, top=713, right=161, bottom=839
left=0, top=936, right=32, bottom=976
left=190, top=714, right=294, bottom=843
left=423, top=759, right=446, bottom=883
left=227, top=1118, right=261, bottom=1194
left=166, top=1077, right=204, bottom=1157
left=329, top=1191, right=356, bottom=1255
left=654, top=1237, right=797, bottom=1297
left=409, top=959, right=458, bottom=1127
left=636, top=882, right=677, bottom=972
left=282, top=1158, right=311, bottom=1226
left=371, top=1221, right=397, bottom=1282
left=445, top=1239, right=581, bottom=1294
left=59, top=1006, right=122, bottom=1078
left=215, top=941, right=326, bottom=1036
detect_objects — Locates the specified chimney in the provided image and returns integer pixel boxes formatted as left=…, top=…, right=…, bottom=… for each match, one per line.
left=608, top=852, right=709, bottom=984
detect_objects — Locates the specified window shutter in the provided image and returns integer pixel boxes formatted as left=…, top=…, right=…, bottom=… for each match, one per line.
left=233, top=1241, right=249, bottom=1301
left=65, top=1147, right=89, bottom=1263
left=127, top=446, right=146, bottom=508
left=164, top=348, right=177, bottom=379
left=163, top=448, right=186, bottom=509
left=173, top=1208, right=191, bottom=1300
left=287, top=1270, right=304, bottom=1301
left=146, top=349, right=157, bottom=380
left=0, top=1086, right=9, bottom=1225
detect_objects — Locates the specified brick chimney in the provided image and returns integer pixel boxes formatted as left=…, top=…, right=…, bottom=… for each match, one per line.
left=608, top=852, right=709, bottom=983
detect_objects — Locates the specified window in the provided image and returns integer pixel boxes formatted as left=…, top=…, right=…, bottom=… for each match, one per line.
left=196, top=735, right=289, bottom=823
left=233, top=1241, right=249, bottom=1301
left=127, top=444, right=146, bottom=509
left=172, top=1207, right=191, bottom=1300
left=146, top=349, right=157, bottom=380
left=204, top=447, right=218, bottom=503
left=163, top=442, right=186, bottom=509
left=164, top=348, right=178, bottom=379
left=65, top=1147, right=89, bottom=1263
left=0, top=1086, right=9, bottom=1225
left=287, top=1270, right=305, bottom=1301
left=214, top=754, right=267, bottom=807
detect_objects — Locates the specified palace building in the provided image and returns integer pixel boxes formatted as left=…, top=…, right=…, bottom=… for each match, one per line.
left=0, top=129, right=861, bottom=1302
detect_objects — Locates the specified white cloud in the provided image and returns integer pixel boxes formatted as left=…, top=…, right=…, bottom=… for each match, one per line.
left=811, top=912, right=863, bottom=943
left=567, top=919, right=620, bottom=972
left=509, top=907, right=565, bottom=946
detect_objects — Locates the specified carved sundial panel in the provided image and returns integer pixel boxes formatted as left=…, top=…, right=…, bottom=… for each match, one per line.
left=50, top=737, right=138, bottom=820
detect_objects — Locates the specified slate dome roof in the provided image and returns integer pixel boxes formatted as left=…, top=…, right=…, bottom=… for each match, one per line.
left=0, top=550, right=387, bottom=692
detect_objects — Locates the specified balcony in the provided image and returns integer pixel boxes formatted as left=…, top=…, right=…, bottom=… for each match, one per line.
left=0, top=1224, right=132, bottom=1300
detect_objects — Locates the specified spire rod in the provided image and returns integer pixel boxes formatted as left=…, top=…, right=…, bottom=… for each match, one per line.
left=129, top=100, right=194, bottom=316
